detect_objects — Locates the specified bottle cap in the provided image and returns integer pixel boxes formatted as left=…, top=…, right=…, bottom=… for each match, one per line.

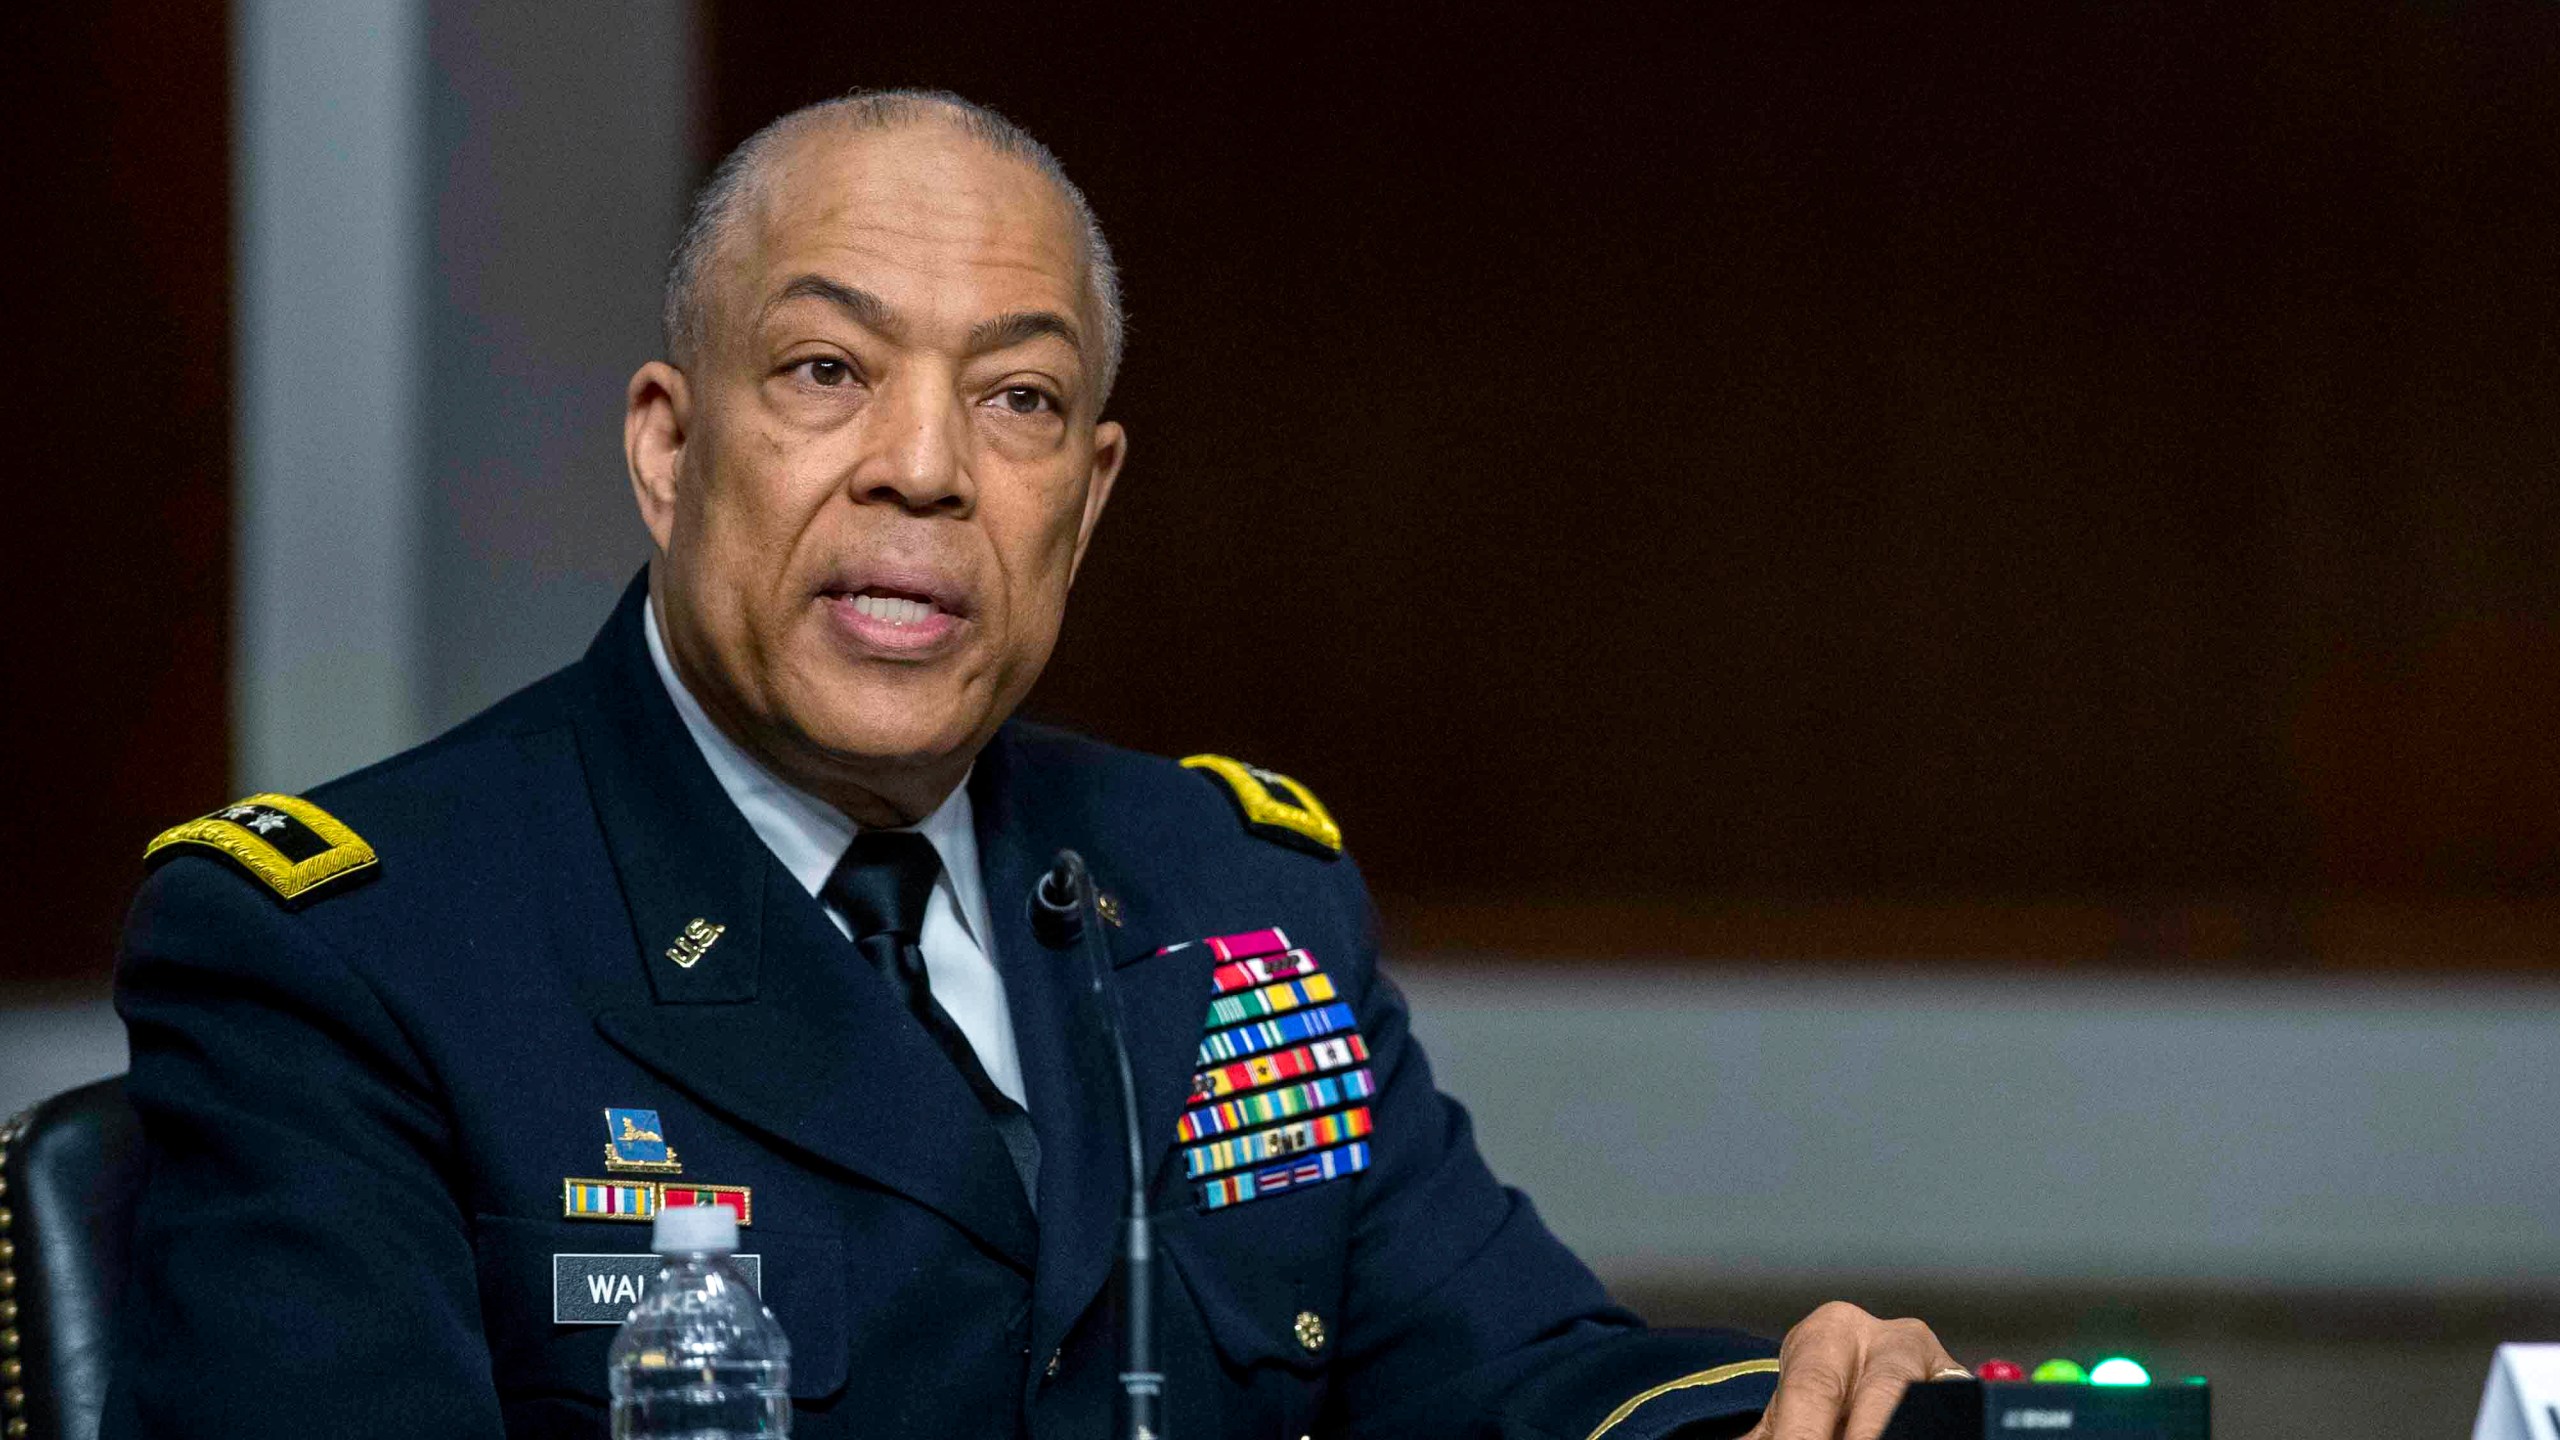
left=651, top=1202, right=739, bottom=1256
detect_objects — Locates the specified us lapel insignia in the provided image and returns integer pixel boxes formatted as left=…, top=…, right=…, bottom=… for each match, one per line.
left=563, top=1177, right=659, bottom=1221
left=1178, top=926, right=1376, bottom=1210
left=602, top=1107, right=683, bottom=1174
left=665, top=917, right=726, bottom=969
left=659, top=1182, right=752, bottom=1226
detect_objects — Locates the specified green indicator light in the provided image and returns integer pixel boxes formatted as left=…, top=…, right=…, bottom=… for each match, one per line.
left=2184, top=1376, right=2209, bottom=1386
left=2089, top=1358, right=2151, bottom=1387
left=2030, top=1359, right=2087, bottom=1384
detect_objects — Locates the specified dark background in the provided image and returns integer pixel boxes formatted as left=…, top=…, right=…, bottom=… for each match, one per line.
left=11, top=2, right=233, bottom=988
left=17, top=3, right=2560, bottom=980
left=709, top=4, right=2560, bottom=963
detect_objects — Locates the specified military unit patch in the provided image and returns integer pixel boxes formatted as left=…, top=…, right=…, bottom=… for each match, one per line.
left=1180, top=926, right=1375, bottom=1210
left=603, top=1107, right=682, bottom=1173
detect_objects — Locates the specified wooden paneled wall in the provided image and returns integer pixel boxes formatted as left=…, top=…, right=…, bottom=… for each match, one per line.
left=696, top=8, right=2560, bottom=953
left=704, top=6, right=2560, bottom=963
left=25, top=8, right=2558, bottom=979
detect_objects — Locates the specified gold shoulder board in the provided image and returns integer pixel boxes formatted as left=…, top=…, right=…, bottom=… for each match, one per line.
left=144, top=793, right=379, bottom=906
left=1181, top=755, right=1342, bottom=858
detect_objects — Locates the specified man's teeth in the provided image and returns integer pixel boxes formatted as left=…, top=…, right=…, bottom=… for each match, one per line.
left=850, top=593, right=938, bottom=626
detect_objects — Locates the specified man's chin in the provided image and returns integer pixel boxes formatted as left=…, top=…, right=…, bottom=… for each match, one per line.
left=773, top=703, right=993, bottom=804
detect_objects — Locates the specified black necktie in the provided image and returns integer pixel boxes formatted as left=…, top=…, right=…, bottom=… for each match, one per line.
left=822, top=830, right=1039, bottom=1204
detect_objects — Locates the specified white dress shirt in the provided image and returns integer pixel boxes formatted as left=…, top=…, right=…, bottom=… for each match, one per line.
left=644, top=597, right=1028, bottom=1107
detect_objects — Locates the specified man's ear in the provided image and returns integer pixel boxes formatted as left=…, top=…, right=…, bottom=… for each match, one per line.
left=1069, top=419, right=1127, bottom=583
left=625, top=360, right=693, bottom=554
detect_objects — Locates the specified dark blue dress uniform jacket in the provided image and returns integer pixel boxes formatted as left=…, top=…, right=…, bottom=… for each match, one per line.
left=104, top=577, right=1777, bottom=1440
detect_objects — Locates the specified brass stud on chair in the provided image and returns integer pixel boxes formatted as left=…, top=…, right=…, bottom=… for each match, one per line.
left=0, top=1114, right=20, bottom=1440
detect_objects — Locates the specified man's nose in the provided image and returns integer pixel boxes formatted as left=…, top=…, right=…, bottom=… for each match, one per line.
left=851, top=377, right=974, bottom=514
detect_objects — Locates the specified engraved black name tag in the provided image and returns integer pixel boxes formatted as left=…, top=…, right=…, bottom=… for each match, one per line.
left=551, top=1252, right=763, bottom=1325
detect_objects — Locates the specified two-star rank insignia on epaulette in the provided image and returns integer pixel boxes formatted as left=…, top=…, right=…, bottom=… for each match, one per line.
left=1181, top=755, right=1343, bottom=858
left=143, top=793, right=378, bottom=906
left=1173, top=926, right=1376, bottom=1210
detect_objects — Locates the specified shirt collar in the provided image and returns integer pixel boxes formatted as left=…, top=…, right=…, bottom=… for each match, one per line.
left=642, top=595, right=985, bottom=947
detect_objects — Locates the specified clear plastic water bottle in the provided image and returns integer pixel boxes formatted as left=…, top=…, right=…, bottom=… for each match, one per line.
left=608, top=1203, right=792, bottom=1437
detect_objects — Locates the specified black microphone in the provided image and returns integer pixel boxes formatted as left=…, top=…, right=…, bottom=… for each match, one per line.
left=1034, top=850, right=1163, bottom=1440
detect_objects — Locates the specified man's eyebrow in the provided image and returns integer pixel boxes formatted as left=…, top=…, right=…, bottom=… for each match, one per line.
left=968, top=309, right=1084, bottom=359
left=763, top=274, right=900, bottom=336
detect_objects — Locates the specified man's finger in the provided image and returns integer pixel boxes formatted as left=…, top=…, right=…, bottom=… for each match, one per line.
left=1760, top=1340, right=1857, bottom=1440
left=1839, top=1365, right=1919, bottom=1440
left=1838, top=1324, right=1964, bottom=1440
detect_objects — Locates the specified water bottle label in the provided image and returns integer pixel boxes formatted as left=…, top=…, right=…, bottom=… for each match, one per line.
left=550, top=1253, right=762, bottom=1324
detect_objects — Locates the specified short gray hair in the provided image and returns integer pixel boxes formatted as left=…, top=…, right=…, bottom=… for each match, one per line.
left=661, top=89, right=1125, bottom=408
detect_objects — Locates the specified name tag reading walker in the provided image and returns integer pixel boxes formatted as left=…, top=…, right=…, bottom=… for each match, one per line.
left=552, top=1253, right=763, bottom=1325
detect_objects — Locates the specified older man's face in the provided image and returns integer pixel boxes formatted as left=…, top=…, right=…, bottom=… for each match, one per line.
left=630, top=122, right=1124, bottom=812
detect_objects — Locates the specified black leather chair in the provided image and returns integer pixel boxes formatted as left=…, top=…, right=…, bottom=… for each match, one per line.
left=0, top=1078, right=141, bottom=1440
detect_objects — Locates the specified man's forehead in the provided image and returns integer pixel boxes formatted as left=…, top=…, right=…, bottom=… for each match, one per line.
left=741, top=122, right=1088, bottom=328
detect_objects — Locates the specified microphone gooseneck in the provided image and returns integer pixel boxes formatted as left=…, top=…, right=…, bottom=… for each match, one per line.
left=1035, top=850, right=1163, bottom=1440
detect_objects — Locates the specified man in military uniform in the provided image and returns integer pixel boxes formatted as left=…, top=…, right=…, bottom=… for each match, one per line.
left=106, top=91, right=1960, bottom=1439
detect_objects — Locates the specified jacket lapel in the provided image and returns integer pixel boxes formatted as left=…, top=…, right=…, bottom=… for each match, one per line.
left=973, top=729, right=1219, bottom=1365
left=572, top=576, right=1036, bottom=1270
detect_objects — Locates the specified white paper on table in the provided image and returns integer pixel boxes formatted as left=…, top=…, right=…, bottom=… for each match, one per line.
left=2474, top=1344, right=2560, bottom=1440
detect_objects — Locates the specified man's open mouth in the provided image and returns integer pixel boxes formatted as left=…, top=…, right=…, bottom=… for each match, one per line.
left=843, top=588, right=946, bottom=628
left=823, top=580, right=969, bottom=655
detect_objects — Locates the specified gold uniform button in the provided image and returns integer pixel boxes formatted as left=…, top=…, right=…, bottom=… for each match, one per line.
left=1293, top=1310, right=1326, bottom=1353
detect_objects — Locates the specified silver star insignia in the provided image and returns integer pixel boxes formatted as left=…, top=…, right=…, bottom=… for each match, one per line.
left=220, top=805, right=260, bottom=821
left=246, top=811, right=289, bottom=834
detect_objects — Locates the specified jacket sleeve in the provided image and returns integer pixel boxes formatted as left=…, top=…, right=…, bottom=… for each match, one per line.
left=101, top=859, right=504, bottom=1439
left=1328, top=860, right=1779, bottom=1440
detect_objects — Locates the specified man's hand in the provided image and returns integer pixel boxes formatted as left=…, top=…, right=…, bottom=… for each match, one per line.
left=1741, top=1300, right=1965, bottom=1440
